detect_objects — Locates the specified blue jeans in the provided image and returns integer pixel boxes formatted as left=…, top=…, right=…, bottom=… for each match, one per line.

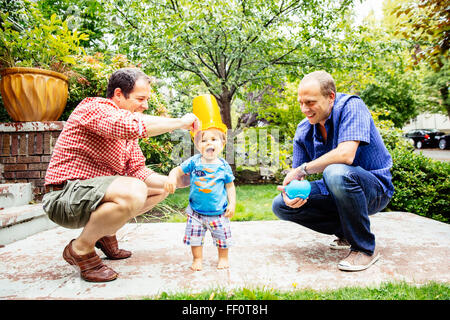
left=272, top=164, right=391, bottom=255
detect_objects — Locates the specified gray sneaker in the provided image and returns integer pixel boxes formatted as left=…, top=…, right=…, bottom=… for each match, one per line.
left=338, top=249, right=381, bottom=272
left=330, top=238, right=351, bottom=250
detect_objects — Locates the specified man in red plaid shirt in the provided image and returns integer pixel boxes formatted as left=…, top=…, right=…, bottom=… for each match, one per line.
left=43, top=68, right=200, bottom=282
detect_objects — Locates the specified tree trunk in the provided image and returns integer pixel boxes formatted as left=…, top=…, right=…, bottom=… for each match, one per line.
left=439, top=85, right=450, bottom=120
left=216, top=89, right=233, bottom=129
left=215, top=88, right=237, bottom=173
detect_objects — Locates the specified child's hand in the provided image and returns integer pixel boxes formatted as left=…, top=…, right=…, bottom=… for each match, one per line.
left=225, top=206, right=235, bottom=218
left=164, top=178, right=177, bottom=194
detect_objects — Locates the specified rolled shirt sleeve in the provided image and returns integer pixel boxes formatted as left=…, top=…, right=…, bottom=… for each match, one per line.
left=337, top=98, right=371, bottom=146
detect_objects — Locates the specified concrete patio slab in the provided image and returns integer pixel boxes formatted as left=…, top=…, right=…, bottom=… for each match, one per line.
left=0, top=211, right=449, bottom=300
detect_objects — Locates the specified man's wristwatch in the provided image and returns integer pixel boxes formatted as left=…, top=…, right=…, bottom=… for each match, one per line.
left=298, top=162, right=309, bottom=176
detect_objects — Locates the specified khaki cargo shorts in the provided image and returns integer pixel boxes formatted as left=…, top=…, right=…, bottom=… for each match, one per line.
left=42, top=176, right=117, bottom=229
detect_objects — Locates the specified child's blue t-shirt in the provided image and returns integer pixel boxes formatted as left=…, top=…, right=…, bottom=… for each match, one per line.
left=180, top=154, right=235, bottom=215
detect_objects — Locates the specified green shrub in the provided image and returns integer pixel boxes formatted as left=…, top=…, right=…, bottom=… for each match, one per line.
left=0, top=0, right=88, bottom=71
left=388, top=148, right=450, bottom=222
left=139, top=132, right=175, bottom=175
left=372, top=110, right=415, bottom=152
left=375, top=112, right=450, bottom=222
left=0, top=0, right=87, bottom=122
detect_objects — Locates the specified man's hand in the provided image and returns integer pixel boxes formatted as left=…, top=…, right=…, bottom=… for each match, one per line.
left=282, top=167, right=304, bottom=186
left=277, top=185, right=308, bottom=209
left=180, top=113, right=200, bottom=131
left=278, top=167, right=307, bottom=209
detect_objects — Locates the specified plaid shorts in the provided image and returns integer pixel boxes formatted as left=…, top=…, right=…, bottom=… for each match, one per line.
left=183, top=205, right=232, bottom=249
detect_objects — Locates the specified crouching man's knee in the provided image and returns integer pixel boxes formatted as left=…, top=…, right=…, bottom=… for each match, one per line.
left=108, top=178, right=148, bottom=219
left=323, top=163, right=352, bottom=191
left=323, top=164, right=350, bottom=184
left=272, top=194, right=284, bottom=219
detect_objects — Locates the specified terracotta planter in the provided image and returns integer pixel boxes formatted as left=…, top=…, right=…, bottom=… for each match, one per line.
left=0, top=67, right=68, bottom=121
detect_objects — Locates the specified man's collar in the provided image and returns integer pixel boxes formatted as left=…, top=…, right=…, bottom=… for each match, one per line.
left=107, top=97, right=120, bottom=109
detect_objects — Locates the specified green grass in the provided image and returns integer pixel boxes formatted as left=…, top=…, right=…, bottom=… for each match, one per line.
left=145, top=281, right=449, bottom=300
left=231, top=184, right=279, bottom=221
left=144, top=183, right=280, bottom=223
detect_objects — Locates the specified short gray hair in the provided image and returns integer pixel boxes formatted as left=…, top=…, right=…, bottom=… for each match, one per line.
left=300, top=70, right=336, bottom=97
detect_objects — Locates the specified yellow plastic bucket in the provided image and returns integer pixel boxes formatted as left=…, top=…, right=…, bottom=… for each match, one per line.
left=191, top=94, right=227, bottom=139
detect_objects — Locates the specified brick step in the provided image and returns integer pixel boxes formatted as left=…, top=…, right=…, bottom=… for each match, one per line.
left=0, top=183, right=33, bottom=209
left=0, top=203, right=57, bottom=245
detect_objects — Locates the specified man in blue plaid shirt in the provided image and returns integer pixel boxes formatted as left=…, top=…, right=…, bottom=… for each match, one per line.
left=272, top=70, right=394, bottom=272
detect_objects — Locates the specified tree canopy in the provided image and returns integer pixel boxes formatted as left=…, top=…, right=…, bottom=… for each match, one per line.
left=1, top=0, right=447, bottom=128
left=392, top=0, right=450, bottom=118
left=103, top=0, right=369, bottom=129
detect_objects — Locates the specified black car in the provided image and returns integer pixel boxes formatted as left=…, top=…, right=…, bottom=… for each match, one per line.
left=404, top=129, right=446, bottom=149
left=437, top=134, right=450, bottom=150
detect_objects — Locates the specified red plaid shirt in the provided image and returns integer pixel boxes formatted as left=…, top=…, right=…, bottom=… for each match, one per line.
left=45, top=97, right=153, bottom=185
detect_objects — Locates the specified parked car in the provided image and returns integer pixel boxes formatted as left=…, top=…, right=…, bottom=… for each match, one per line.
left=437, top=134, right=450, bottom=150
left=404, top=129, right=446, bottom=149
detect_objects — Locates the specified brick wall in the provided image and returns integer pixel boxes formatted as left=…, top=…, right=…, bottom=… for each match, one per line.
left=0, top=122, right=65, bottom=201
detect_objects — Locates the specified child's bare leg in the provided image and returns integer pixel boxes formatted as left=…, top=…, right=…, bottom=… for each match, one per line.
left=191, top=246, right=203, bottom=271
left=217, top=248, right=229, bottom=269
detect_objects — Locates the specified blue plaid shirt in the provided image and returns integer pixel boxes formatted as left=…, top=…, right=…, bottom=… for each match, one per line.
left=293, top=93, right=394, bottom=198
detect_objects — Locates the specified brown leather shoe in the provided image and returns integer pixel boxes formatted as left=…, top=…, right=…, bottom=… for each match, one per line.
left=63, top=239, right=118, bottom=282
left=95, top=235, right=132, bottom=260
